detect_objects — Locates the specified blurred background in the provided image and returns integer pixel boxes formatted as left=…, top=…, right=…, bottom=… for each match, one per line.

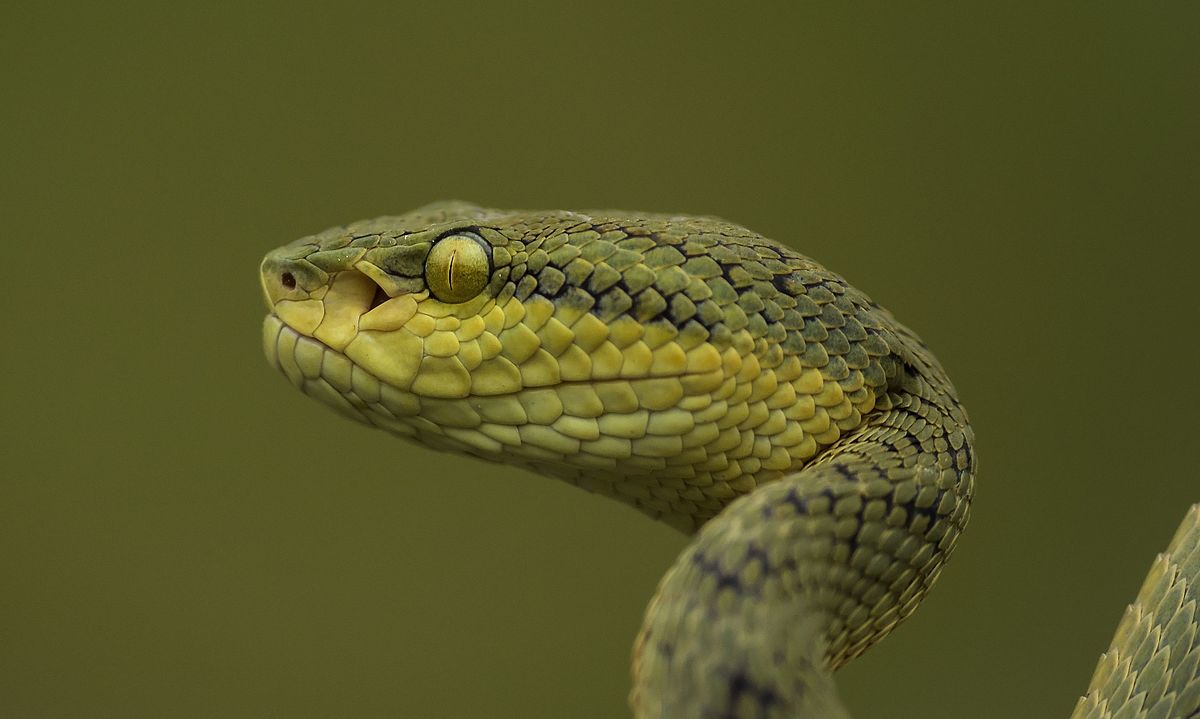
left=2, top=3, right=1196, bottom=717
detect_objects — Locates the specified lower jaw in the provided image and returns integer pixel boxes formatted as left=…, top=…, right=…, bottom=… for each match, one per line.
left=262, top=314, right=733, bottom=530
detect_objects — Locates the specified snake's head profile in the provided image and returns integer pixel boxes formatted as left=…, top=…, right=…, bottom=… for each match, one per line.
left=261, top=201, right=891, bottom=528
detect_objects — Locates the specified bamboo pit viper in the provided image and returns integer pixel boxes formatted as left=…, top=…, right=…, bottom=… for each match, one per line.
left=260, top=202, right=1200, bottom=718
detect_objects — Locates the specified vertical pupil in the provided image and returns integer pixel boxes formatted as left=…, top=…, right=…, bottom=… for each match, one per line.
left=447, top=248, right=456, bottom=290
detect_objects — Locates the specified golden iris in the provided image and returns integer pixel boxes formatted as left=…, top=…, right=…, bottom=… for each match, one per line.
left=425, top=233, right=490, bottom=303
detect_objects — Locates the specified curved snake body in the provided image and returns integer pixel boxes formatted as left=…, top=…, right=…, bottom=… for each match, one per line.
left=260, top=202, right=1199, bottom=718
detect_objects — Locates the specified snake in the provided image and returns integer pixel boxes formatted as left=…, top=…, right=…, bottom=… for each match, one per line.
left=259, top=201, right=1200, bottom=718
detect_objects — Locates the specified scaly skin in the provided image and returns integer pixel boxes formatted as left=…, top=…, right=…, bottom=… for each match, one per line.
left=1072, top=506, right=1200, bottom=719
left=259, top=202, right=1196, bottom=717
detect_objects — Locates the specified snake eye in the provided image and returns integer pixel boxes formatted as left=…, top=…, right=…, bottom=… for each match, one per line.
left=425, top=232, right=491, bottom=303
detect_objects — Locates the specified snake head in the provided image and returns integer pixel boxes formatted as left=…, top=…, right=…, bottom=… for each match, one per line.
left=260, top=201, right=521, bottom=397
left=261, top=201, right=731, bottom=401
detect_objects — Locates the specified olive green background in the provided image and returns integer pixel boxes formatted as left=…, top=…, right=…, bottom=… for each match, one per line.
left=3, top=3, right=1196, bottom=717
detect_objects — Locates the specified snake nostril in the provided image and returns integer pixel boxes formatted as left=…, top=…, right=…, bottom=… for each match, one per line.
left=280, top=272, right=296, bottom=290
